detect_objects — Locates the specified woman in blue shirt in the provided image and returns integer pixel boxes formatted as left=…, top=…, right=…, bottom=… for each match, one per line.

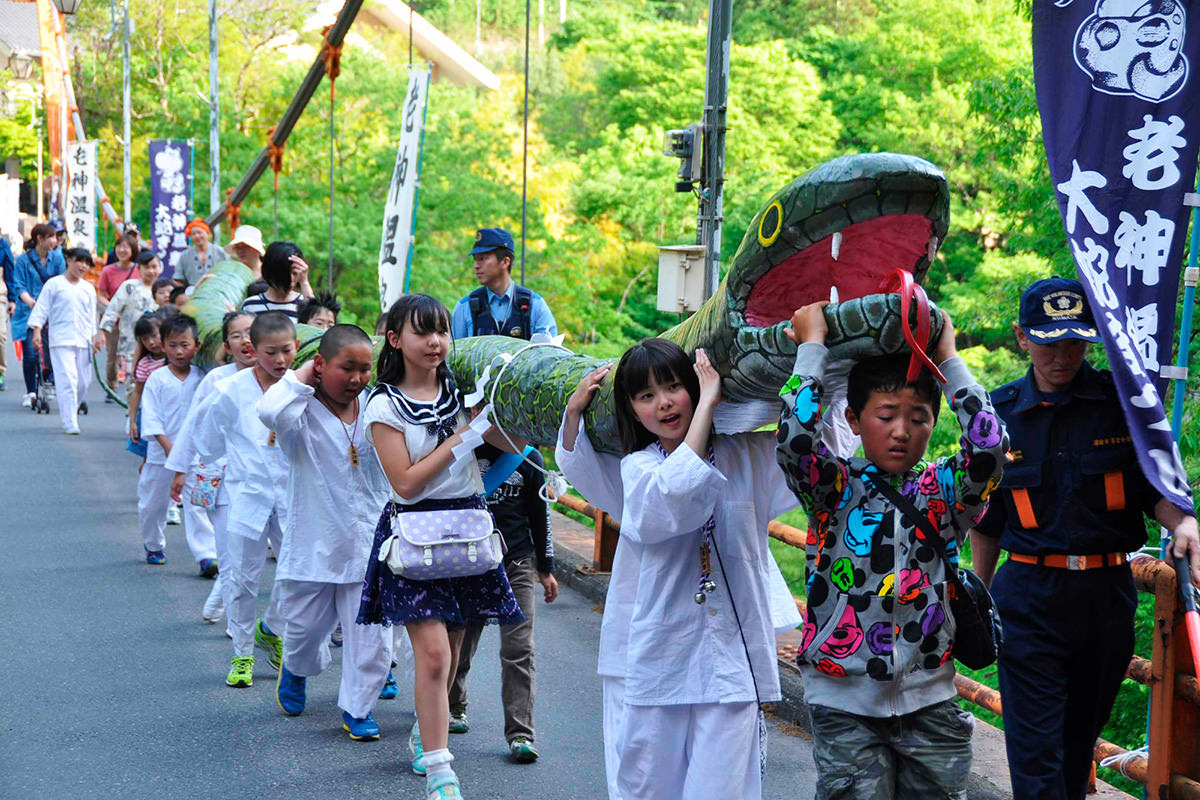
left=11, top=223, right=66, bottom=404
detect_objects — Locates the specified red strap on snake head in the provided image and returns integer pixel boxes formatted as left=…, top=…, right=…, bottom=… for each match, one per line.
left=876, top=268, right=946, bottom=384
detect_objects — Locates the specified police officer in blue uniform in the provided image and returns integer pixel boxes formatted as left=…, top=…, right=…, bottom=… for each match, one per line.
left=970, top=277, right=1199, bottom=800
left=450, top=227, right=557, bottom=341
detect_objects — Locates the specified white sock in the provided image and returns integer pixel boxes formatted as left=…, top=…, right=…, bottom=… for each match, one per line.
left=423, top=748, right=455, bottom=780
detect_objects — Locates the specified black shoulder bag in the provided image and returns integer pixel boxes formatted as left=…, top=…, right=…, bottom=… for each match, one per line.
left=867, top=472, right=1003, bottom=670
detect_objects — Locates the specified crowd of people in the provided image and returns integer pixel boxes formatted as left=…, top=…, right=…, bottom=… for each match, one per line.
left=3, top=214, right=1200, bottom=800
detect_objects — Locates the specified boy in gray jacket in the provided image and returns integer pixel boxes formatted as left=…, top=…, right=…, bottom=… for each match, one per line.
left=776, top=302, right=1008, bottom=799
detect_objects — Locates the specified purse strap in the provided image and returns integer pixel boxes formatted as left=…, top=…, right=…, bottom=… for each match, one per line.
left=866, top=471, right=958, bottom=579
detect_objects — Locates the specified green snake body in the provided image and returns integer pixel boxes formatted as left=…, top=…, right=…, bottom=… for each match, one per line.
left=184, top=152, right=951, bottom=455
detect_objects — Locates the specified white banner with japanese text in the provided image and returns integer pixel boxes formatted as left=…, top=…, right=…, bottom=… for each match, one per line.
left=64, top=141, right=97, bottom=254
left=378, top=67, right=430, bottom=311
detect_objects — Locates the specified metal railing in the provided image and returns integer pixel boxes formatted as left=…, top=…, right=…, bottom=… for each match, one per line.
left=550, top=492, right=1200, bottom=799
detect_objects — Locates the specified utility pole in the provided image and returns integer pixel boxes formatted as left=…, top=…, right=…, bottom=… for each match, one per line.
left=208, top=0, right=220, bottom=238
left=698, top=0, right=732, bottom=300
left=121, top=0, right=130, bottom=227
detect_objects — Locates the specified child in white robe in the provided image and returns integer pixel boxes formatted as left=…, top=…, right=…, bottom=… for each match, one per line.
left=258, top=324, right=393, bottom=740
left=138, top=313, right=204, bottom=565
left=167, top=311, right=257, bottom=623
left=557, top=340, right=800, bottom=800
left=193, top=311, right=295, bottom=688
left=28, top=247, right=97, bottom=434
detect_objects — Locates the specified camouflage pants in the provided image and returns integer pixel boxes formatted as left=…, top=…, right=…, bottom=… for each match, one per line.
left=809, top=699, right=974, bottom=800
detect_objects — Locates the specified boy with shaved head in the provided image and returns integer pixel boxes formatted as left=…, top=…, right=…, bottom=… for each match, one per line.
left=258, top=324, right=393, bottom=740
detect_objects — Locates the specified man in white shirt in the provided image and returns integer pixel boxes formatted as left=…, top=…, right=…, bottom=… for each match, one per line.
left=28, top=248, right=99, bottom=434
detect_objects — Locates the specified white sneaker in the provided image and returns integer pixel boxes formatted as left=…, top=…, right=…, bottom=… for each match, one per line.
left=64, top=426, right=81, bottom=435
left=21, top=392, right=34, bottom=408
left=166, top=504, right=182, bottom=525
left=202, top=577, right=225, bottom=623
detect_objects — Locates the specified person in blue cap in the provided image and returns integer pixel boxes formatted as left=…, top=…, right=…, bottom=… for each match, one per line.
left=450, top=227, right=557, bottom=341
left=969, top=277, right=1199, bottom=800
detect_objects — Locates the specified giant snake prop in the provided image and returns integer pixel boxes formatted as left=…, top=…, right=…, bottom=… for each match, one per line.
left=130, top=152, right=950, bottom=455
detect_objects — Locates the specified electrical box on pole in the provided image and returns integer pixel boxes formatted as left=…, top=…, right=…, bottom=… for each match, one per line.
left=656, top=244, right=707, bottom=314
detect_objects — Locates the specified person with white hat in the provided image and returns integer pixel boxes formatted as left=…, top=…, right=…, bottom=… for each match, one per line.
left=193, top=225, right=267, bottom=293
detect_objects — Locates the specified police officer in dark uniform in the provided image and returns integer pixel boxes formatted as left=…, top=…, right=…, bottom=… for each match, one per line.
left=450, top=227, right=557, bottom=341
left=970, top=277, right=1200, bottom=800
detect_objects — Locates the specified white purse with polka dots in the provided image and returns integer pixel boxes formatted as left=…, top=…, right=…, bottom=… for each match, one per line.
left=378, top=508, right=506, bottom=580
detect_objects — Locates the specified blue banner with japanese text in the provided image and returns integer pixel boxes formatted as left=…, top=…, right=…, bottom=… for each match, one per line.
left=148, top=139, right=193, bottom=281
left=1033, top=0, right=1199, bottom=514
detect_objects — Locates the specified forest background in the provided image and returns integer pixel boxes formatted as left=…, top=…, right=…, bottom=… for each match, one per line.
left=2, top=0, right=1198, bottom=791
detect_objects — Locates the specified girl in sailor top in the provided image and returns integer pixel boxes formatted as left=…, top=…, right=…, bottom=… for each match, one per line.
left=357, top=294, right=523, bottom=800
left=560, top=339, right=799, bottom=800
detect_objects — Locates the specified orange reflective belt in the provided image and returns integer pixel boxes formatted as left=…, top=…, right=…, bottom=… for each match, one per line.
left=1012, top=488, right=1039, bottom=529
left=1104, top=472, right=1126, bottom=511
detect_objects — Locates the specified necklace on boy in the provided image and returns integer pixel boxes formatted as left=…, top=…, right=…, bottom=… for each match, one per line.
left=316, top=386, right=361, bottom=467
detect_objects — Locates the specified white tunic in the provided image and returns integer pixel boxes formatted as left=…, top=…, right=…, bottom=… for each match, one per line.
left=193, top=367, right=291, bottom=540
left=258, top=377, right=391, bottom=583
left=555, top=416, right=802, bottom=687
left=618, top=434, right=796, bottom=706
left=363, top=382, right=482, bottom=504
left=27, top=275, right=96, bottom=348
left=140, top=365, right=203, bottom=465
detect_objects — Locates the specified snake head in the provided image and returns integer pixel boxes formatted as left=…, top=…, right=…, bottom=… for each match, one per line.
left=666, top=153, right=950, bottom=402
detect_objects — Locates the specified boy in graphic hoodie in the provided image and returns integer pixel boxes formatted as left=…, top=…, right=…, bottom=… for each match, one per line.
left=775, top=302, right=1008, bottom=799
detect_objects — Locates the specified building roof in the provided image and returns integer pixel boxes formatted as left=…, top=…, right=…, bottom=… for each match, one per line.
left=0, top=0, right=42, bottom=60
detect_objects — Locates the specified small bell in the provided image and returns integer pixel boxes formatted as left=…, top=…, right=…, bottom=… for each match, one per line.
left=703, top=580, right=717, bottom=593
left=694, top=592, right=707, bottom=605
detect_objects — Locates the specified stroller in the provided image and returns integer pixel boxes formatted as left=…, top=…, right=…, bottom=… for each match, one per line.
left=30, top=337, right=54, bottom=415
left=28, top=330, right=88, bottom=417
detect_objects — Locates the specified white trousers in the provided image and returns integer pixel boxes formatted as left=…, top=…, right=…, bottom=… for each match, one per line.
left=137, top=463, right=173, bottom=552
left=180, top=469, right=217, bottom=561
left=603, top=676, right=628, bottom=800
left=49, top=345, right=90, bottom=431
left=210, top=503, right=233, bottom=638
left=277, top=580, right=393, bottom=719
left=226, top=515, right=285, bottom=657
left=618, top=700, right=762, bottom=800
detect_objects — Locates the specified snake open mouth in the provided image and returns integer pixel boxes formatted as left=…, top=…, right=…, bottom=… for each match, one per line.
left=744, top=214, right=934, bottom=328
left=727, top=152, right=950, bottom=330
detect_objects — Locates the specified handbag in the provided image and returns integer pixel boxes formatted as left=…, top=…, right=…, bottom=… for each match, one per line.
left=377, top=506, right=506, bottom=581
left=867, top=472, right=1003, bottom=669
left=189, top=463, right=225, bottom=509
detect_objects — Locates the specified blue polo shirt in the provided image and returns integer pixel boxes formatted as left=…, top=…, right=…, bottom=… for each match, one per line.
left=11, top=247, right=66, bottom=340
left=450, top=281, right=557, bottom=340
left=975, top=362, right=1160, bottom=556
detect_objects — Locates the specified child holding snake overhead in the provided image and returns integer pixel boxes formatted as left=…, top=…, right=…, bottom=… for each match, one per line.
left=775, top=303, right=1007, bottom=800
left=558, top=339, right=802, bottom=800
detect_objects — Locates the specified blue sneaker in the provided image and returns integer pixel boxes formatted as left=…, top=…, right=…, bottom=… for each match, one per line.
left=410, top=722, right=426, bottom=774
left=276, top=664, right=306, bottom=716
left=199, top=558, right=219, bottom=579
left=146, top=549, right=167, bottom=565
left=342, top=711, right=381, bottom=741
left=426, top=775, right=462, bottom=799
left=379, top=670, right=398, bottom=700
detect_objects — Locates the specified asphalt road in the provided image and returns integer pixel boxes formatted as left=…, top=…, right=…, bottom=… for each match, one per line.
left=0, top=377, right=816, bottom=799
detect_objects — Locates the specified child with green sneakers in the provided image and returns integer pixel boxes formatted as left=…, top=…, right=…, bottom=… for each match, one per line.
left=193, top=311, right=296, bottom=687
left=258, top=324, right=394, bottom=740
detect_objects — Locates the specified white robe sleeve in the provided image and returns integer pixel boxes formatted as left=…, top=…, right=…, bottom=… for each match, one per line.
left=554, top=411, right=626, bottom=523
left=193, top=387, right=233, bottom=464
left=258, top=376, right=313, bottom=435
left=27, top=282, right=52, bottom=330
left=620, top=443, right=728, bottom=545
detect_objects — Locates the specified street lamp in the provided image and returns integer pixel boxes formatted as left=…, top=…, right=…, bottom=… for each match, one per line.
left=9, top=50, right=34, bottom=81
left=51, top=0, right=84, bottom=14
